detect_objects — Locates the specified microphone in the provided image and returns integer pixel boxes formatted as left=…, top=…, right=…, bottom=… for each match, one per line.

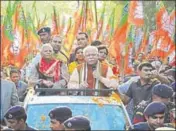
left=92, top=64, right=97, bottom=71
left=92, top=64, right=98, bottom=96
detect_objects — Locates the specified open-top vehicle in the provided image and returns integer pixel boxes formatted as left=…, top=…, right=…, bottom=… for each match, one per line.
left=24, top=88, right=131, bottom=130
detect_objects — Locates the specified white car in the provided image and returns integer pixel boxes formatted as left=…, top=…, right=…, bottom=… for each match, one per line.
left=24, top=88, right=131, bottom=130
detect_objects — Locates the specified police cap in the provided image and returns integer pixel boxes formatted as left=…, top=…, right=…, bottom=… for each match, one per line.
left=144, top=101, right=166, bottom=116
left=4, top=106, right=26, bottom=119
left=152, top=84, right=174, bottom=98
left=63, top=116, right=91, bottom=130
left=170, top=82, right=176, bottom=92
left=37, top=27, right=51, bottom=35
left=48, top=106, right=72, bottom=123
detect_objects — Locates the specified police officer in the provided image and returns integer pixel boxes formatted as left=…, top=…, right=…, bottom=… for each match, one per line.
left=4, top=105, right=37, bottom=130
left=37, top=27, right=51, bottom=44
left=170, top=82, right=175, bottom=103
left=133, top=84, right=174, bottom=124
left=63, top=115, right=91, bottom=131
left=129, top=101, right=166, bottom=130
left=48, top=106, right=72, bottom=130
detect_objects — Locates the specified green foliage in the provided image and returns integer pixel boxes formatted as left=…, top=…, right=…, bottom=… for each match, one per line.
left=3, top=15, right=14, bottom=41
left=143, top=1, right=175, bottom=32
left=1, top=1, right=175, bottom=34
left=119, top=3, right=129, bottom=27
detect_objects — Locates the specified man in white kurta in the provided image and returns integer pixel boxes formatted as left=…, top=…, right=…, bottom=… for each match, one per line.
left=68, top=46, right=118, bottom=96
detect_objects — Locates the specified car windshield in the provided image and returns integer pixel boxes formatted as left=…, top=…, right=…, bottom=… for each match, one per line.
left=26, top=103, right=126, bottom=130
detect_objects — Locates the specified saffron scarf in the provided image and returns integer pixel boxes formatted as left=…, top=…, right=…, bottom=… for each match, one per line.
left=39, top=58, right=60, bottom=82
left=80, top=62, right=101, bottom=95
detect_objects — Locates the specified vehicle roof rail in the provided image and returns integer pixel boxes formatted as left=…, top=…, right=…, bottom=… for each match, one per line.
left=35, top=88, right=117, bottom=93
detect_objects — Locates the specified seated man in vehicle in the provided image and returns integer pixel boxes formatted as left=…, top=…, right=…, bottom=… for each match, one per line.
left=28, top=44, right=69, bottom=94
left=68, top=46, right=118, bottom=96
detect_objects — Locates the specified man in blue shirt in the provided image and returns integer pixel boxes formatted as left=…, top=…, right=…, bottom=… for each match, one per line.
left=1, top=79, right=19, bottom=125
left=10, top=69, right=28, bottom=102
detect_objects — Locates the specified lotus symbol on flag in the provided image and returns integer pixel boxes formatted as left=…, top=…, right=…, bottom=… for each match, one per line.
left=134, top=2, right=144, bottom=19
left=10, top=30, right=21, bottom=55
left=161, top=11, right=175, bottom=37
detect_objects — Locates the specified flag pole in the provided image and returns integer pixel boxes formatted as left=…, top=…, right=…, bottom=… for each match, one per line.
left=94, top=0, right=98, bottom=31
left=77, top=0, right=79, bottom=8
left=85, top=0, right=88, bottom=32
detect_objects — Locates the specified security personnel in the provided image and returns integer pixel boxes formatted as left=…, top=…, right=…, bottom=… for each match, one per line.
left=133, top=84, right=174, bottom=124
left=37, top=27, right=51, bottom=44
left=4, top=105, right=37, bottom=130
left=48, top=106, right=72, bottom=130
left=63, top=115, right=91, bottom=131
left=129, top=101, right=166, bottom=130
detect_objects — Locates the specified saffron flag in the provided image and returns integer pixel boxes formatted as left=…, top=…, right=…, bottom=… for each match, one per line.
left=85, top=1, right=94, bottom=42
left=64, top=3, right=84, bottom=54
left=128, top=1, right=144, bottom=27
left=149, top=3, right=175, bottom=61
left=51, top=6, right=59, bottom=35
left=103, top=8, right=115, bottom=44
left=95, top=3, right=105, bottom=40
left=136, top=27, right=149, bottom=55
left=1, top=1, right=19, bottom=66
left=156, top=1, right=167, bottom=29
left=109, top=2, right=130, bottom=74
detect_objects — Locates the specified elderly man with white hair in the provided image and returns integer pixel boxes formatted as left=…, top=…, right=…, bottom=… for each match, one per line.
left=68, top=46, right=118, bottom=96
left=28, top=44, right=69, bottom=94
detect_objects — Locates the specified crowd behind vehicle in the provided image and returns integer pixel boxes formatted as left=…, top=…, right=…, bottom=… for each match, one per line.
left=1, top=27, right=175, bottom=130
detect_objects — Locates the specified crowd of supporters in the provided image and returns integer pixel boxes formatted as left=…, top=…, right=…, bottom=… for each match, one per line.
left=1, top=27, right=175, bottom=130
